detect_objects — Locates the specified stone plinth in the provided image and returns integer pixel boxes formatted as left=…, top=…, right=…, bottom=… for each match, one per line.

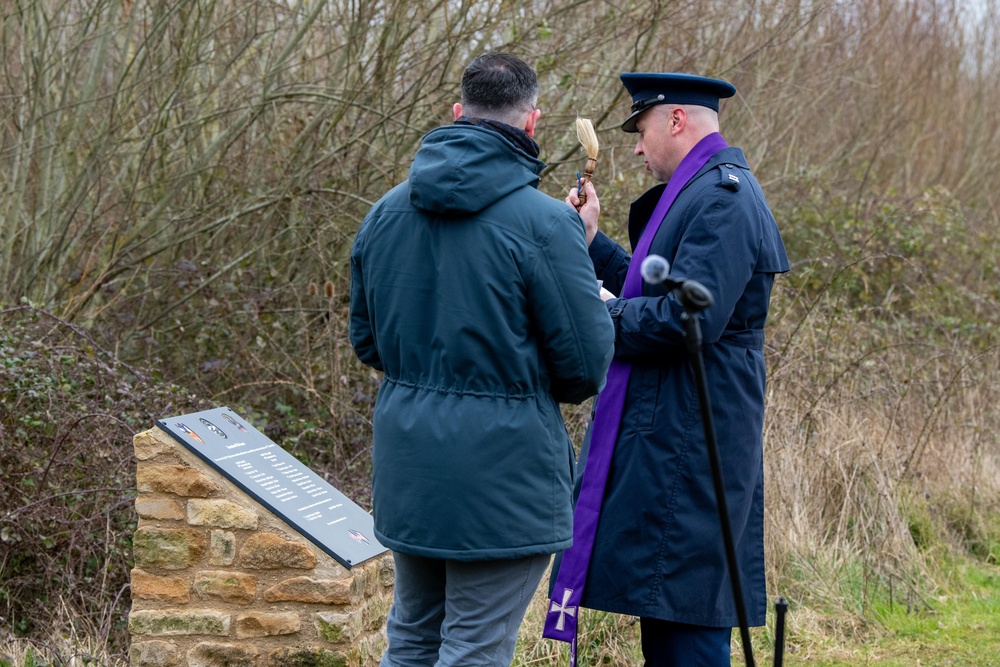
left=130, top=427, right=393, bottom=667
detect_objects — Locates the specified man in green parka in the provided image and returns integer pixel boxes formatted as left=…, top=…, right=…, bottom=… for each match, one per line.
left=349, top=53, right=615, bottom=667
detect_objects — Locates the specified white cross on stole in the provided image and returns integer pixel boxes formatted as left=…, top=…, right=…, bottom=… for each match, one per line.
left=549, top=588, right=577, bottom=631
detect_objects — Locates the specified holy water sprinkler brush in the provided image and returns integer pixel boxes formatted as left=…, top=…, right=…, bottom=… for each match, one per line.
left=575, top=118, right=599, bottom=205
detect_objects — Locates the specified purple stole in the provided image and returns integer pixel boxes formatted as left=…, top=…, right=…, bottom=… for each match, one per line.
left=543, top=132, right=729, bottom=664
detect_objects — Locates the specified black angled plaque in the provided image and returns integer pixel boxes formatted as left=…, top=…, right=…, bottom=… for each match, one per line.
left=156, top=406, right=388, bottom=569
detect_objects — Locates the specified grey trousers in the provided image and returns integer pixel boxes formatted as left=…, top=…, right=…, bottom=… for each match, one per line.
left=380, top=551, right=550, bottom=667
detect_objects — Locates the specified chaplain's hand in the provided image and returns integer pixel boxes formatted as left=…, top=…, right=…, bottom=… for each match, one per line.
left=567, top=180, right=600, bottom=246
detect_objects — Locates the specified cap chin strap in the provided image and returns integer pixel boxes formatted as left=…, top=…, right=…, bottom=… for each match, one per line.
left=631, top=93, right=666, bottom=113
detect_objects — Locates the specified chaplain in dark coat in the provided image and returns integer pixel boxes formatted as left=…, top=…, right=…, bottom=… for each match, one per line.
left=556, top=72, right=789, bottom=666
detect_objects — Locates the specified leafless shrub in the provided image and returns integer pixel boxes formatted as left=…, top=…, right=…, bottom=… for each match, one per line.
left=0, top=306, right=209, bottom=649
left=2, top=0, right=1000, bottom=662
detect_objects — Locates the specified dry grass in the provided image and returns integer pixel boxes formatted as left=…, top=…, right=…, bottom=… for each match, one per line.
left=0, top=596, right=127, bottom=667
left=2, top=0, right=1000, bottom=663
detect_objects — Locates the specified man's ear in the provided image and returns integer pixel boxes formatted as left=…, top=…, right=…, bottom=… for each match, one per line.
left=453, top=103, right=463, bottom=121
left=670, top=107, right=687, bottom=135
left=525, top=108, right=541, bottom=138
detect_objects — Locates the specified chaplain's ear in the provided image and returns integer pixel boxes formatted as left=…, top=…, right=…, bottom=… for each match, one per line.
left=525, top=108, right=541, bottom=138
left=453, top=103, right=464, bottom=121
left=669, top=106, right=688, bottom=135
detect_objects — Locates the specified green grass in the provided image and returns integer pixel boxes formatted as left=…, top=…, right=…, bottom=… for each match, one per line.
left=861, top=565, right=1000, bottom=667
left=513, top=555, right=1000, bottom=667
left=771, top=559, right=1000, bottom=667
left=0, top=558, right=997, bottom=666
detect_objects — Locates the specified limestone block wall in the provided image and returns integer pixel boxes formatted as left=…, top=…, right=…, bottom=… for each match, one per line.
left=130, top=427, right=393, bottom=667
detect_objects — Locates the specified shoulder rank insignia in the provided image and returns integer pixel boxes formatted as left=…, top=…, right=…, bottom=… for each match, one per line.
left=719, top=166, right=742, bottom=191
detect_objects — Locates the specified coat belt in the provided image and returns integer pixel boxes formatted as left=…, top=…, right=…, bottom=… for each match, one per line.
left=718, top=329, right=765, bottom=349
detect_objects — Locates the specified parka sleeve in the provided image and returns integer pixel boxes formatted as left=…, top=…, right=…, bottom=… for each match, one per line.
left=349, top=220, right=383, bottom=372
left=527, top=210, right=615, bottom=404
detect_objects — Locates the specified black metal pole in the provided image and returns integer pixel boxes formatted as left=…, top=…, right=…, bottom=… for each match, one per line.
left=774, top=597, right=788, bottom=667
left=680, top=308, right=755, bottom=667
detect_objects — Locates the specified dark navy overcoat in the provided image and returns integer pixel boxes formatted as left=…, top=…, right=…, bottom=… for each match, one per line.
left=572, top=145, right=789, bottom=627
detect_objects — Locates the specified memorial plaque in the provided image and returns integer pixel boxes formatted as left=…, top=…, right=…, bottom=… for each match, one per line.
left=157, top=407, right=388, bottom=569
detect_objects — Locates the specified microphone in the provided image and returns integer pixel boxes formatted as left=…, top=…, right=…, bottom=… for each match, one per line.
left=640, top=254, right=671, bottom=285
left=639, top=253, right=715, bottom=312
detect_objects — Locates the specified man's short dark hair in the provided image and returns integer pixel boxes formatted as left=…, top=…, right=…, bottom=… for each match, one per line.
left=461, top=53, right=537, bottom=124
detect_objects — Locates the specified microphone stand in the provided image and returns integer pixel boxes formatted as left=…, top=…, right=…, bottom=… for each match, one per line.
left=672, top=279, right=756, bottom=667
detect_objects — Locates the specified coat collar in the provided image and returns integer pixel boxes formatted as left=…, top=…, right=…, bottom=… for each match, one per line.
left=626, top=146, right=747, bottom=250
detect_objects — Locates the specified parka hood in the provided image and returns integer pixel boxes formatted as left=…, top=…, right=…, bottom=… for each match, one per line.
left=408, top=125, right=546, bottom=215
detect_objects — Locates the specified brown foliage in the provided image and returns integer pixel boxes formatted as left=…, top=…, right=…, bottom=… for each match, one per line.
left=0, top=306, right=209, bottom=648
left=1, top=0, right=1000, bottom=659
